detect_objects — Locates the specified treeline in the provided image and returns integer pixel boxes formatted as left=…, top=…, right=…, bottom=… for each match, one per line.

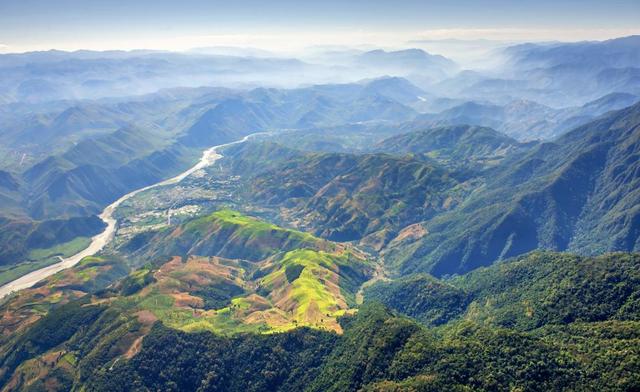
left=365, top=251, right=640, bottom=330
left=83, top=302, right=640, bottom=391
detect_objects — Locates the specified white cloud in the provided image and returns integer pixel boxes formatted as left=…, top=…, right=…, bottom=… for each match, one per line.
left=410, top=27, right=640, bottom=42
left=142, top=28, right=640, bottom=54
left=3, top=27, right=639, bottom=55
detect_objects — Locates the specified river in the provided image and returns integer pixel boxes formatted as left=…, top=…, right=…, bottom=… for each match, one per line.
left=0, top=134, right=257, bottom=298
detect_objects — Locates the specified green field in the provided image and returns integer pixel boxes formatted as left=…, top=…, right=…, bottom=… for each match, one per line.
left=28, top=236, right=91, bottom=261
left=0, top=259, right=58, bottom=287
left=191, top=209, right=319, bottom=244
left=0, top=236, right=91, bottom=286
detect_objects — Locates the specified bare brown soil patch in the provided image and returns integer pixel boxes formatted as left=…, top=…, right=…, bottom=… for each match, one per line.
left=124, top=335, right=145, bottom=359
left=171, top=292, right=204, bottom=308
left=302, top=300, right=323, bottom=324
left=244, top=308, right=290, bottom=327
left=389, top=223, right=428, bottom=245
left=134, top=310, right=158, bottom=325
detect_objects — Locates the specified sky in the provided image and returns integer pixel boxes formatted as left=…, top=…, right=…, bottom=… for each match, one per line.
left=0, top=0, right=639, bottom=53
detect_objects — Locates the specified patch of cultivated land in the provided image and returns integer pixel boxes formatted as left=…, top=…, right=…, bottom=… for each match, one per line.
left=0, top=237, right=91, bottom=286
left=118, top=243, right=371, bottom=334
left=0, top=255, right=128, bottom=335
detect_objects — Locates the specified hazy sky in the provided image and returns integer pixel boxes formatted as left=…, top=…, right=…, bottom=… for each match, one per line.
left=1, top=0, right=639, bottom=53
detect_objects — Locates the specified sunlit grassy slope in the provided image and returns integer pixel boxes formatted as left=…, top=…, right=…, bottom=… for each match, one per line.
left=112, top=210, right=370, bottom=333
left=122, top=244, right=370, bottom=335
left=129, top=209, right=330, bottom=263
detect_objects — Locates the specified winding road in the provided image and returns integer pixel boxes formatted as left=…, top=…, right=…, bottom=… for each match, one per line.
left=0, top=134, right=258, bottom=298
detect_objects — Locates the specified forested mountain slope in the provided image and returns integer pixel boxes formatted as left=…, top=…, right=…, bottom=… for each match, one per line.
left=374, top=124, right=526, bottom=167
left=384, top=102, right=640, bottom=275
left=1, top=251, right=637, bottom=391
left=221, top=143, right=467, bottom=249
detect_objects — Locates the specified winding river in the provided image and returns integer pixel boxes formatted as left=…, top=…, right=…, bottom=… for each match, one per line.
left=0, top=134, right=257, bottom=298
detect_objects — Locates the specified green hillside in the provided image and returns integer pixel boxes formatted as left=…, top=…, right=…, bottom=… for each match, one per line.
left=223, top=146, right=466, bottom=250
left=124, top=209, right=330, bottom=263
left=0, top=215, right=105, bottom=271
left=374, top=124, right=526, bottom=168
left=383, top=102, right=640, bottom=276
left=3, top=250, right=639, bottom=392
left=365, top=251, right=640, bottom=330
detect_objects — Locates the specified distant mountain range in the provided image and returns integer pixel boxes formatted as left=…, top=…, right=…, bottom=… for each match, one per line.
left=424, top=35, right=640, bottom=107
left=0, top=47, right=458, bottom=105
left=505, top=35, right=640, bottom=70
left=416, top=92, right=639, bottom=140
left=356, top=48, right=457, bottom=80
